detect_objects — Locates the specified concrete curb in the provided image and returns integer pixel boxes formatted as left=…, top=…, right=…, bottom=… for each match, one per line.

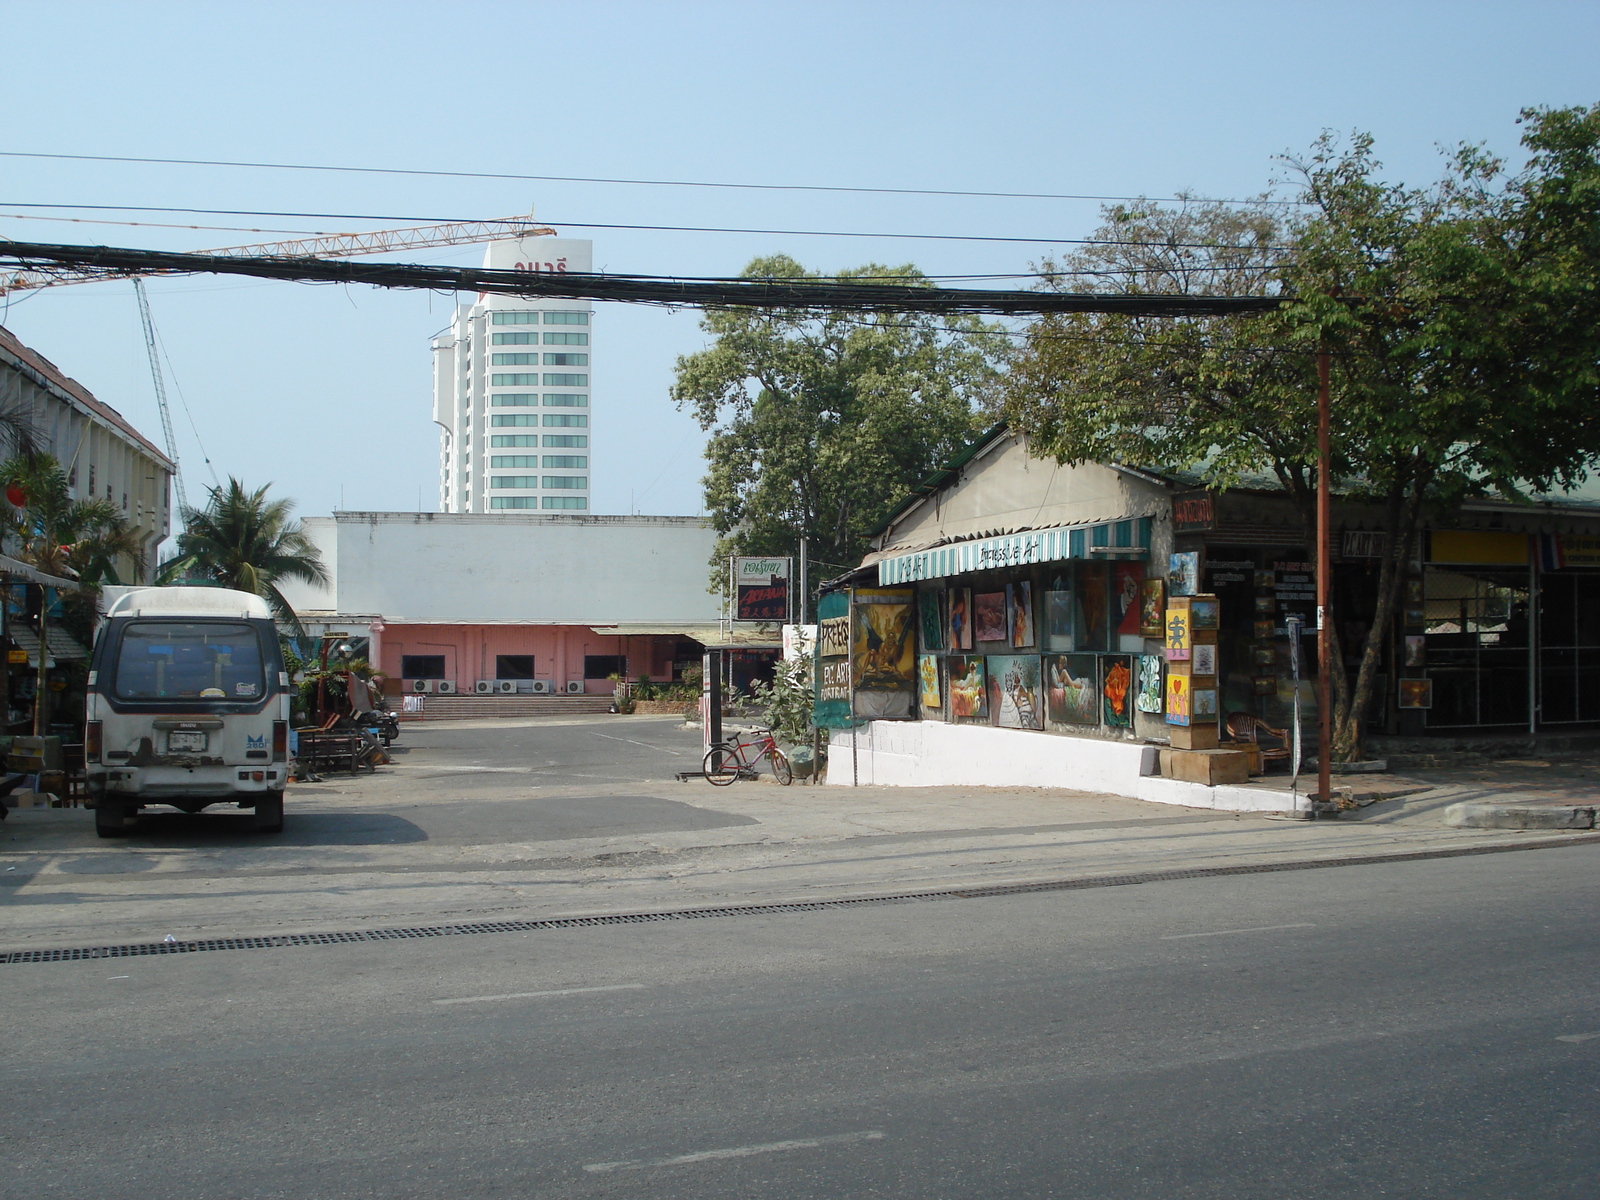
left=1444, top=800, right=1597, bottom=830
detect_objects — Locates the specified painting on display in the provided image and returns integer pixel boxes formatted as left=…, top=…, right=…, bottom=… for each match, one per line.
left=1255, top=595, right=1276, bottom=614
left=1191, top=643, right=1217, bottom=677
left=1253, top=619, right=1276, bottom=640
left=1139, top=578, right=1166, bottom=637
left=1100, top=654, right=1133, bottom=726
left=1166, top=673, right=1191, bottom=725
left=1398, top=678, right=1434, bottom=709
left=1404, top=635, right=1426, bottom=668
left=1045, top=577, right=1074, bottom=651
left=1165, top=606, right=1191, bottom=661
left=1007, top=580, right=1035, bottom=648
left=987, top=654, right=1043, bottom=730
left=1252, top=645, right=1277, bottom=667
left=1114, top=563, right=1145, bottom=637
left=1077, top=562, right=1110, bottom=651
left=1191, top=688, right=1218, bottom=719
left=918, top=655, right=941, bottom=711
left=946, top=588, right=973, bottom=651
left=850, top=589, right=917, bottom=719
left=947, top=656, right=987, bottom=718
left=1045, top=654, right=1100, bottom=727
left=1135, top=654, right=1164, bottom=713
left=1190, top=598, right=1219, bottom=630
left=1169, top=552, right=1200, bottom=597
left=1253, top=675, right=1277, bottom=696
left=918, top=590, right=944, bottom=653
left=974, top=592, right=1007, bottom=643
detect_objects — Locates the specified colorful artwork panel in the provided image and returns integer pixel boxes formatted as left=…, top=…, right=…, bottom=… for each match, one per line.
left=1135, top=654, right=1164, bottom=713
left=974, top=592, right=1007, bottom=643
left=1139, top=578, right=1166, bottom=637
left=1165, top=673, right=1191, bottom=725
left=1169, top=552, right=1200, bottom=596
left=1114, top=563, right=1144, bottom=636
left=1045, top=654, right=1100, bottom=727
left=918, top=590, right=944, bottom=652
left=989, top=654, right=1043, bottom=730
left=1190, top=598, right=1219, bottom=630
left=918, top=654, right=941, bottom=711
left=1165, top=608, right=1191, bottom=660
left=1100, top=654, right=1133, bottom=726
left=1398, top=678, right=1433, bottom=709
left=1045, top=581, right=1074, bottom=651
left=1191, top=643, right=1217, bottom=677
left=1077, top=562, right=1110, bottom=651
left=1008, top=580, right=1035, bottom=648
left=1404, top=635, right=1426, bottom=668
left=947, top=656, right=987, bottom=719
left=946, top=588, right=973, bottom=651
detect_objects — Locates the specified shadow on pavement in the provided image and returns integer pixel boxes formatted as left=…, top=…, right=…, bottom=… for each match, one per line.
left=123, top=810, right=430, bottom=846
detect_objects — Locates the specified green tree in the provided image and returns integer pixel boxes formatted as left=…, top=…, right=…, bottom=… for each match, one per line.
left=161, top=478, right=328, bottom=633
left=1002, top=105, right=1600, bottom=760
left=672, top=256, right=1007, bottom=609
left=1, top=454, right=146, bottom=587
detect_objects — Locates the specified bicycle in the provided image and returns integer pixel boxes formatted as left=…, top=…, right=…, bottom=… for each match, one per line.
left=702, top=727, right=792, bottom=786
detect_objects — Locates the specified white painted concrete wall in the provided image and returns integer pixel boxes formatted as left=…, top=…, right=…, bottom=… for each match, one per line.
left=279, top=511, right=720, bottom=625
left=828, top=721, right=1296, bottom=813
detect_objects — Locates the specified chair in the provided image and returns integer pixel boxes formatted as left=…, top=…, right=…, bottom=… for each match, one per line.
left=1226, top=712, right=1293, bottom=769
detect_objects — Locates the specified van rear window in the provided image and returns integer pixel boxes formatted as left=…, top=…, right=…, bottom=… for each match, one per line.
left=112, top=622, right=266, bottom=701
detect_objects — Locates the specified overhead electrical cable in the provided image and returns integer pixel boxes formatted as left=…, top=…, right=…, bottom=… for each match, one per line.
left=0, top=149, right=1310, bottom=207
left=0, top=240, right=1287, bottom=317
left=0, top=202, right=1301, bottom=253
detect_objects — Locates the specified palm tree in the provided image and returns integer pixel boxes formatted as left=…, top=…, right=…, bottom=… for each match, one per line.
left=161, top=478, right=328, bottom=633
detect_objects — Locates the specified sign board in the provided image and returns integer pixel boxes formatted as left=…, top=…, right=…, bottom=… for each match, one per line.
left=813, top=590, right=852, bottom=729
left=733, top=556, right=791, bottom=622
left=1172, top=491, right=1215, bottom=534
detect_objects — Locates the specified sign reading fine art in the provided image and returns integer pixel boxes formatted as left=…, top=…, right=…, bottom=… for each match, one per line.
left=733, top=556, right=791, bottom=622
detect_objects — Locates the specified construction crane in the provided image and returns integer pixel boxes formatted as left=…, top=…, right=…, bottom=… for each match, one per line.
left=0, top=214, right=557, bottom=293
left=132, top=277, right=188, bottom=516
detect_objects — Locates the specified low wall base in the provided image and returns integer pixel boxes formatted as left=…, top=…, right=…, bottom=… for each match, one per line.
left=827, top=721, right=1296, bottom=813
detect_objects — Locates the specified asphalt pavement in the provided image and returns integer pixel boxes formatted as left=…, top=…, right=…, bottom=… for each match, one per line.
left=4, top=841, right=1596, bottom=1199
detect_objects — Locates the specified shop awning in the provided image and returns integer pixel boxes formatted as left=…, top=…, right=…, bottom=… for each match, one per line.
left=588, top=622, right=783, bottom=649
left=0, top=554, right=77, bottom=589
left=875, top=516, right=1151, bottom=585
left=9, top=626, right=89, bottom=667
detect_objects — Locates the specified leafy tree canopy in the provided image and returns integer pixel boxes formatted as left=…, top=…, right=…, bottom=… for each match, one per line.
left=1001, top=104, right=1600, bottom=758
left=161, top=478, right=328, bottom=634
left=672, top=255, right=1008, bottom=605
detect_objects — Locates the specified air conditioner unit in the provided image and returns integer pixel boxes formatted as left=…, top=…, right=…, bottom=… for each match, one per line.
left=497, top=680, right=518, bottom=694
left=474, top=680, right=495, bottom=694
left=408, top=679, right=434, bottom=694
left=435, top=680, right=458, bottom=695
left=564, top=680, right=585, bottom=694
left=529, top=679, right=554, bottom=694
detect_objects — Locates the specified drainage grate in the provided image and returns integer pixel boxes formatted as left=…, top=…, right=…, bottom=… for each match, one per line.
left=5, top=833, right=1596, bottom=965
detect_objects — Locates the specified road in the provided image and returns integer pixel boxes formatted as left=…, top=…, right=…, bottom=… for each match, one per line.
left=4, top=839, right=1596, bottom=1198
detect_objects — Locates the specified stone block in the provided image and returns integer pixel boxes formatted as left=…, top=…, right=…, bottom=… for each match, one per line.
left=1444, top=801, right=1596, bottom=830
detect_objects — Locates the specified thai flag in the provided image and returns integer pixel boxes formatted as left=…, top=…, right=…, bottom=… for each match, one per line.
left=1538, top=533, right=1565, bottom=571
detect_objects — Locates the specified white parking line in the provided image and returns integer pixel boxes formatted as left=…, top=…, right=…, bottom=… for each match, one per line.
left=584, top=1130, right=886, bottom=1173
left=1556, top=1032, right=1600, bottom=1044
left=433, top=983, right=645, bottom=1006
left=1162, top=922, right=1317, bottom=939
left=590, top=731, right=666, bottom=750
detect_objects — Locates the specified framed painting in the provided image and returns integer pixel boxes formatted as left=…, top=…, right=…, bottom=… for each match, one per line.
left=918, top=589, right=944, bottom=653
left=1398, top=678, right=1433, bottom=709
left=1008, top=580, right=1035, bottom=648
left=946, top=587, right=973, bottom=651
left=1135, top=654, right=1164, bottom=713
left=1045, top=653, right=1100, bottom=727
left=1045, top=578, right=1074, bottom=651
left=1139, top=578, right=1166, bottom=638
left=947, top=656, right=987, bottom=719
left=1114, top=563, right=1144, bottom=637
left=918, top=654, right=941, bottom=711
left=988, top=654, right=1043, bottom=730
left=1100, top=654, right=1133, bottom=726
left=975, top=592, right=1007, bottom=643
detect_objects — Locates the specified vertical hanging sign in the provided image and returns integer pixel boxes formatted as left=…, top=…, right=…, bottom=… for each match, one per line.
left=733, top=556, right=791, bottom=622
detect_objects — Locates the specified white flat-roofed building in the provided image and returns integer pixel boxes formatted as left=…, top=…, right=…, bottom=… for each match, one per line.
left=432, top=237, right=593, bottom=514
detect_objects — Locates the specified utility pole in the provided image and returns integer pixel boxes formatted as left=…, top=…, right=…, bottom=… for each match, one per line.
left=798, top=538, right=808, bottom=625
left=1316, top=349, right=1333, bottom=812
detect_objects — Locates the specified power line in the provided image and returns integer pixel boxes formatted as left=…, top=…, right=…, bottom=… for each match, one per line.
left=0, top=148, right=1310, bottom=207
left=0, top=239, right=1287, bottom=317
left=0, top=202, right=1301, bottom=253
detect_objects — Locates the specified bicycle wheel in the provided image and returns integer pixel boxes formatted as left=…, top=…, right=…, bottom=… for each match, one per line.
left=768, top=748, right=793, bottom=786
left=702, top=744, right=742, bottom=785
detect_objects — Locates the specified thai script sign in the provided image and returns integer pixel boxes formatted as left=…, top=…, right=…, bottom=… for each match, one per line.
left=733, top=556, right=790, bottom=622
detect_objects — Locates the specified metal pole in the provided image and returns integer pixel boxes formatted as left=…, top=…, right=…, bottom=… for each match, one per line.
left=1316, top=349, right=1333, bottom=808
left=1528, top=550, right=1538, bottom=737
left=798, top=539, right=808, bottom=625
left=33, top=585, right=48, bottom=737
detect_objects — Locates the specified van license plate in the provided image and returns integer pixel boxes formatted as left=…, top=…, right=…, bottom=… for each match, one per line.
left=167, top=732, right=207, bottom=753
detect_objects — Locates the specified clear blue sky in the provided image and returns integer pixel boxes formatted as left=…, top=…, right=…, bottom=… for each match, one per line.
left=1, top=0, right=1595, bottom=526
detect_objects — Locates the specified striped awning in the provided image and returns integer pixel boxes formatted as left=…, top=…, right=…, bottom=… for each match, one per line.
left=877, top=517, right=1151, bottom=585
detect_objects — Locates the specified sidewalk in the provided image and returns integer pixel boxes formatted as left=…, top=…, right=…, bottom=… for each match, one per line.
left=2, top=745, right=1597, bottom=953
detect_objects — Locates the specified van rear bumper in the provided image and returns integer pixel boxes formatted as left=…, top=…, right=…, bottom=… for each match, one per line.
left=88, top=765, right=285, bottom=798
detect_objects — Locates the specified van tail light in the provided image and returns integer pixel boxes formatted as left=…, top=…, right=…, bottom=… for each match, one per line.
left=272, top=721, right=288, bottom=762
left=85, top=721, right=103, bottom=763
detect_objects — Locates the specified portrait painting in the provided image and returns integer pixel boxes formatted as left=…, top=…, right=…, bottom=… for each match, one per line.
left=1100, top=654, right=1133, bottom=726
left=1045, top=653, right=1100, bottom=727
left=947, top=656, right=987, bottom=719
left=974, top=592, right=1007, bottom=643
left=988, top=654, right=1043, bottom=730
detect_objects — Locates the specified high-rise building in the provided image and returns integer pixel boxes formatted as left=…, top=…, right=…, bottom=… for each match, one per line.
left=431, top=237, right=592, bottom=513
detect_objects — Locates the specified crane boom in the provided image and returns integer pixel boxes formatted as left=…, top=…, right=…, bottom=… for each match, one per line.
left=133, top=278, right=187, bottom=516
left=1, top=215, right=556, bottom=293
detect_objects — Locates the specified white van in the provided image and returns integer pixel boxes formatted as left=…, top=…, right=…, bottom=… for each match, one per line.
left=85, top=587, right=291, bottom=837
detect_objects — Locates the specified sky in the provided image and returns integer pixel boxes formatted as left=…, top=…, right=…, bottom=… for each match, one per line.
left=0, top=0, right=1595, bottom=531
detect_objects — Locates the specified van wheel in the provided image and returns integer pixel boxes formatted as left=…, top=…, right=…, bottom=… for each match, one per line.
left=95, top=800, right=130, bottom=838
left=254, top=794, right=284, bottom=833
